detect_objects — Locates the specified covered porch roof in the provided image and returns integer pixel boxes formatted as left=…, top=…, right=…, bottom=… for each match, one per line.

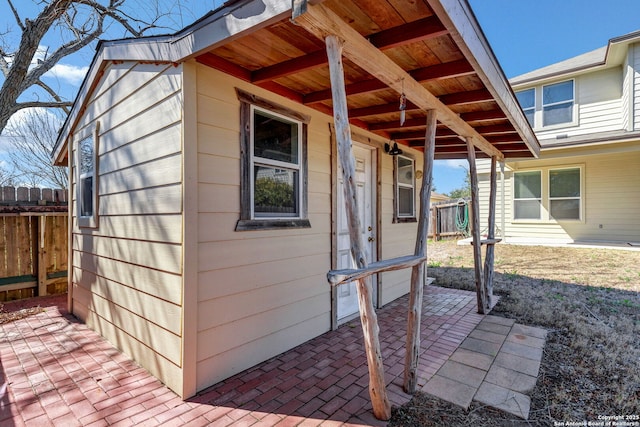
left=53, top=0, right=539, bottom=163
left=195, top=0, right=539, bottom=160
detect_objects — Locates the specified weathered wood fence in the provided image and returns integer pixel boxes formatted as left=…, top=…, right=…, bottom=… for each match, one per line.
left=428, top=199, right=470, bottom=240
left=0, top=186, right=68, bottom=302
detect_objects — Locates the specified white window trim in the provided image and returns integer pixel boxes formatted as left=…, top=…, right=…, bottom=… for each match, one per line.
left=548, top=166, right=583, bottom=222
left=512, top=164, right=585, bottom=224
left=512, top=170, right=542, bottom=222
left=76, top=122, right=100, bottom=229
left=541, top=79, right=577, bottom=130
left=515, top=88, right=535, bottom=127
left=249, top=104, right=303, bottom=220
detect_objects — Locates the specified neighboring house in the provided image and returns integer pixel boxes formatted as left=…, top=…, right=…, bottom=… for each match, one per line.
left=52, top=0, right=537, bottom=399
left=479, top=31, right=640, bottom=245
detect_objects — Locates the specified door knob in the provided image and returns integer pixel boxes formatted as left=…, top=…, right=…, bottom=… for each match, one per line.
left=368, top=236, right=375, bottom=242
left=368, top=226, right=373, bottom=231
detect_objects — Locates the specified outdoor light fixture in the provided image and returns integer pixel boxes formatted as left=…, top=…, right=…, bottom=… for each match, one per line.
left=384, top=142, right=403, bottom=156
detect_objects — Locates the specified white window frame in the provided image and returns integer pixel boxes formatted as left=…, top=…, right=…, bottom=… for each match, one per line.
left=548, top=166, right=583, bottom=221
left=513, top=170, right=542, bottom=221
left=394, top=154, right=416, bottom=221
left=76, top=123, right=99, bottom=228
left=512, top=165, right=585, bottom=223
left=542, top=79, right=576, bottom=128
left=250, top=105, right=303, bottom=219
left=515, top=88, right=535, bottom=128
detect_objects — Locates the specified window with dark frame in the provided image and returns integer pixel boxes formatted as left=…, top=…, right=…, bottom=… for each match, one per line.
left=394, top=154, right=416, bottom=222
left=78, top=136, right=94, bottom=218
left=76, top=124, right=99, bottom=228
left=236, top=89, right=310, bottom=231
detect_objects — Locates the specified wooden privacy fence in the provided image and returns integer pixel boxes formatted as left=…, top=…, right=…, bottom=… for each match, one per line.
left=0, top=186, right=68, bottom=302
left=428, top=198, right=470, bottom=240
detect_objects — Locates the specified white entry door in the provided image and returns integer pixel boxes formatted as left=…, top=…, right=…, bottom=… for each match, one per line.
left=336, top=143, right=376, bottom=323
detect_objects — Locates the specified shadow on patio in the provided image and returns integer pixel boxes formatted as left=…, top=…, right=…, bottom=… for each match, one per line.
left=0, top=286, right=505, bottom=426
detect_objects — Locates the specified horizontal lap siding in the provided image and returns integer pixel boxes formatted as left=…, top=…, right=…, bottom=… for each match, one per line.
left=479, top=150, right=640, bottom=243
left=70, top=61, right=184, bottom=393
left=536, top=68, right=623, bottom=140
left=195, top=67, right=332, bottom=390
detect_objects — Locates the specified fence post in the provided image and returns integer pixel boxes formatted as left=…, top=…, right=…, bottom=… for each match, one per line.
left=37, top=216, right=47, bottom=296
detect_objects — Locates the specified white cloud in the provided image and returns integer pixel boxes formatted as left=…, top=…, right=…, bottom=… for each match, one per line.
left=44, top=63, right=89, bottom=86
left=439, top=159, right=468, bottom=169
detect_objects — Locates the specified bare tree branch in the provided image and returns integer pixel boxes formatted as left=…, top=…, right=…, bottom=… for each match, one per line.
left=0, top=0, right=166, bottom=135
left=16, top=101, right=74, bottom=109
left=6, top=0, right=25, bottom=32
left=35, top=81, right=72, bottom=114
left=6, top=108, right=68, bottom=189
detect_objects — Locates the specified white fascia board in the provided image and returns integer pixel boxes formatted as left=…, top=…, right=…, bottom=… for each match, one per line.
left=427, top=0, right=540, bottom=158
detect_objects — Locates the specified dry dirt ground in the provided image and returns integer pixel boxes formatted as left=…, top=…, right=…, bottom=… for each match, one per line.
left=390, top=240, right=640, bottom=427
left=2, top=243, right=638, bottom=426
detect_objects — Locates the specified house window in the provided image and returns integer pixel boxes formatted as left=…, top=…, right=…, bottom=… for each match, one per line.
left=515, top=88, right=535, bottom=127
left=513, top=171, right=541, bottom=220
left=236, top=89, right=310, bottom=230
left=542, top=80, right=574, bottom=126
left=76, top=124, right=99, bottom=228
left=549, top=168, right=581, bottom=220
left=394, top=154, right=416, bottom=221
left=252, top=108, right=301, bottom=217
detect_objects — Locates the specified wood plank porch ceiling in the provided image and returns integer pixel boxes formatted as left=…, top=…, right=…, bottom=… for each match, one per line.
left=195, top=0, right=534, bottom=159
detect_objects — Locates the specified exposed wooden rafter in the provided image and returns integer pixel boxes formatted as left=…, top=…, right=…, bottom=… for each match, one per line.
left=348, top=88, right=493, bottom=118
left=252, top=15, right=448, bottom=84
left=304, top=58, right=475, bottom=104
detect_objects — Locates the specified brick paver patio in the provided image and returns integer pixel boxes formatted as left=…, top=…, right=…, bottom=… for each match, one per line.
left=0, top=285, right=542, bottom=426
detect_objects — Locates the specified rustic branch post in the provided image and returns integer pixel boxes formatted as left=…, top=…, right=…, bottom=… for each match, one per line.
left=466, top=138, right=488, bottom=313
left=483, top=156, right=497, bottom=308
left=325, top=34, right=391, bottom=420
left=404, top=109, right=436, bottom=393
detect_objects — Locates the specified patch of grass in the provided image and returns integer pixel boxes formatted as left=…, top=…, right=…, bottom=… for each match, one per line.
left=427, top=260, right=442, bottom=268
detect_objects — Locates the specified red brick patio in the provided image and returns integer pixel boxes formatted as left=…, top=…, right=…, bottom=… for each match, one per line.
left=0, top=286, right=486, bottom=426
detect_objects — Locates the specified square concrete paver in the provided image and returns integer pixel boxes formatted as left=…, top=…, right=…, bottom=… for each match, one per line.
left=423, top=375, right=477, bottom=409
left=468, top=328, right=508, bottom=344
left=449, top=348, right=494, bottom=371
left=437, top=360, right=486, bottom=389
left=459, top=337, right=502, bottom=357
left=484, top=365, right=538, bottom=394
left=512, top=324, right=548, bottom=340
left=475, top=382, right=531, bottom=419
left=493, top=352, right=542, bottom=377
left=501, top=341, right=544, bottom=361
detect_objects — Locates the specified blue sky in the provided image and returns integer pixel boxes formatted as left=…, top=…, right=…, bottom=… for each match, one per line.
left=434, top=0, right=640, bottom=194
left=3, top=1, right=640, bottom=192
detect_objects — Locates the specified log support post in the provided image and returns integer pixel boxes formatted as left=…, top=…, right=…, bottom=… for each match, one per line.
left=483, top=156, right=497, bottom=307
left=466, top=138, right=488, bottom=314
left=325, top=34, right=391, bottom=421
left=403, top=110, right=436, bottom=393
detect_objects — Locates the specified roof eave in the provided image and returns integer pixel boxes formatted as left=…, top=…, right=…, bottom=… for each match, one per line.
left=511, top=31, right=640, bottom=88
left=52, top=0, right=291, bottom=163
left=429, top=0, right=540, bottom=158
